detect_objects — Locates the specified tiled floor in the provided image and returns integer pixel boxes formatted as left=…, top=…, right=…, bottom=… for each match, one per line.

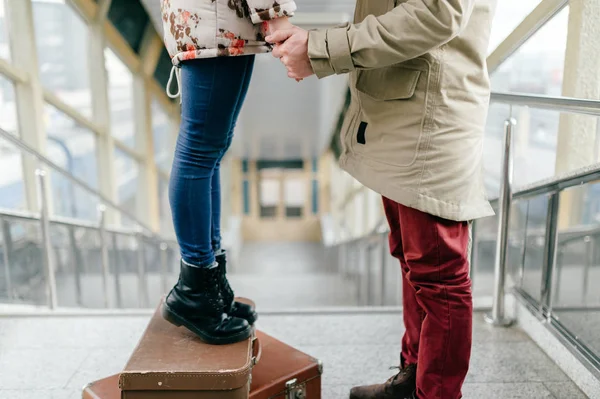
left=0, top=311, right=588, bottom=399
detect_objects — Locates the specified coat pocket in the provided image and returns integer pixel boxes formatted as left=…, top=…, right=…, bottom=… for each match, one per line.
left=353, top=63, right=430, bottom=168
left=356, top=67, right=421, bottom=101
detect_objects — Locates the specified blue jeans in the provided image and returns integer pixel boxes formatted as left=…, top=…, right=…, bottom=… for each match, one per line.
left=169, top=56, right=255, bottom=267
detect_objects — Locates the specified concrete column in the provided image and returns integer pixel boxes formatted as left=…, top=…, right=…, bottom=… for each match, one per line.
left=555, top=0, right=600, bottom=228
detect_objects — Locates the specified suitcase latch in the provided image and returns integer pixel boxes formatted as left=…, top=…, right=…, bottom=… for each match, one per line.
left=285, top=378, right=306, bottom=399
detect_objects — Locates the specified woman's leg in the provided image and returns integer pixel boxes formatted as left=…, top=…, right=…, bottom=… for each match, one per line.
left=170, top=56, right=255, bottom=267
left=210, top=56, right=255, bottom=252
left=163, top=56, right=256, bottom=345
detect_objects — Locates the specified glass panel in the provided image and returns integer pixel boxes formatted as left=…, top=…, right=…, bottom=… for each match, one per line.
left=114, top=149, right=140, bottom=225
left=507, top=200, right=529, bottom=288
left=521, top=195, right=549, bottom=302
left=484, top=105, right=576, bottom=195
left=488, top=0, right=542, bottom=54
left=511, top=107, right=562, bottom=188
left=112, top=232, right=142, bottom=308
left=284, top=177, right=304, bottom=218
left=152, top=98, right=173, bottom=172
left=0, top=77, right=24, bottom=210
left=553, top=183, right=600, bottom=359
left=483, top=103, right=509, bottom=199
left=491, top=7, right=569, bottom=96
left=45, top=104, right=99, bottom=220
left=32, top=0, right=92, bottom=117
left=0, top=218, right=44, bottom=305
left=259, top=173, right=280, bottom=218
left=106, top=49, right=135, bottom=147
left=52, top=224, right=106, bottom=308
left=472, top=206, right=498, bottom=297
left=0, top=74, right=17, bottom=134
left=0, top=0, right=10, bottom=61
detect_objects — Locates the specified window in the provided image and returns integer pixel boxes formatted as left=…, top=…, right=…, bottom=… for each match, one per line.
left=491, top=7, right=569, bottom=96
left=259, top=175, right=279, bottom=218
left=0, top=0, right=9, bottom=61
left=32, top=0, right=92, bottom=117
left=114, top=149, right=140, bottom=224
left=106, top=49, right=135, bottom=148
left=284, top=177, right=305, bottom=218
left=108, top=0, right=149, bottom=54
left=44, top=104, right=98, bottom=220
left=0, top=76, right=23, bottom=210
left=0, top=74, right=17, bottom=135
left=152, top=98, right=173, bottom=172
left=488, top=0, right=543, bottom=54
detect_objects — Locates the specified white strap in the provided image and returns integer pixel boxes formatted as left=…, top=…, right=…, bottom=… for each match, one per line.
left=166, top=66, right=182, bottom=104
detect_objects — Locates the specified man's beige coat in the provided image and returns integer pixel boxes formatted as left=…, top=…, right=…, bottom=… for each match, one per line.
left=309, top=0, right=496, bottom=221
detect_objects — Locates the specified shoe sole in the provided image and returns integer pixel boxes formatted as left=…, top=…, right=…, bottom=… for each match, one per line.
left=161, top=304, right=252, bottom=345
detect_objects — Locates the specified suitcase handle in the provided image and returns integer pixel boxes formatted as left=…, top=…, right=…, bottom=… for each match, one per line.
left=252, top=335, right=262, bottom=366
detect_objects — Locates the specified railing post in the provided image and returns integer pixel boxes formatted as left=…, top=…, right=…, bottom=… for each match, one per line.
left=98, top=205, right=112, bottom=308
left=380, top=234, right=387, bottom=306
left=67, top=224, right=83, bottom=307
left=112, top=232, right=123, bottom=308
left=356, top=244, right=366, bottom=305
left=1, top=218, right=13, bottom=300
left=339, top=242, right=346, bottom=277
left=582, top=235, right=592, bottom=304
left=541, top=192, right=560, bottom=318
left=136, top=229, right=149, bottom=308
left=469, top=220, right=477, bottom=290
left=160, top=242, right=169, bottom=295
left=485, top=118, right=516, bottom=327
left=365, top=244, right=372, bottom=306
left=36, top=169, right=58, bottom=309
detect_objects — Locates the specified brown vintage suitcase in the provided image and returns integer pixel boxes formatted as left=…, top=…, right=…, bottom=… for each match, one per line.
left=118, top=301, right=260, bottom=398
left=250, top=330, right=322, bottom=399
left=83, top=331, right=322, bottom=399
left=83, top=375, right=120, bottom=398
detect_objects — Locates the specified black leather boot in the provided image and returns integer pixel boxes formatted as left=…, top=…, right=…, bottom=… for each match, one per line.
left=215, top=250, right=258, bottom=325
left=162, top=259, right=252, bottom=345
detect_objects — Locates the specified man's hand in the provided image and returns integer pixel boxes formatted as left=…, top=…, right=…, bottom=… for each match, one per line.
left=266, top=27, right=314, bottom=80
left=267, top=17, right=293, bottom=35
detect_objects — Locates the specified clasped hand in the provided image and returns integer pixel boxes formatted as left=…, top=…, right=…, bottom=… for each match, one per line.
left=266, top=24, right=314, bottom=81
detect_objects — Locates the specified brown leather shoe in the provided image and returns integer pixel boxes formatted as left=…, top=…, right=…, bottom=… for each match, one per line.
left=349, top=364, right=417, bottom=399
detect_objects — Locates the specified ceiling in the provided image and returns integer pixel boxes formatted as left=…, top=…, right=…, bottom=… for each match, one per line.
left=140, top=0, right=355, bottom=160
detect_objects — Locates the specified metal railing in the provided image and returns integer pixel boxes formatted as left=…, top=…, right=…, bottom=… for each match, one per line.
left=0, top=127, right=178, bottom=310
left=485, top=92, right=600, bottom=324
left=332, top=92, right=600, bottom=310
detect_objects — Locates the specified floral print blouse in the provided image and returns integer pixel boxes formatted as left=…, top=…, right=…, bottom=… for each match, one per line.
left=161, top=0, right=297, bottom=65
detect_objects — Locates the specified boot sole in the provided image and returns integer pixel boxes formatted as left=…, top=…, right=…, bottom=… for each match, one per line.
left=161, top=304, right=252, bottom=345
